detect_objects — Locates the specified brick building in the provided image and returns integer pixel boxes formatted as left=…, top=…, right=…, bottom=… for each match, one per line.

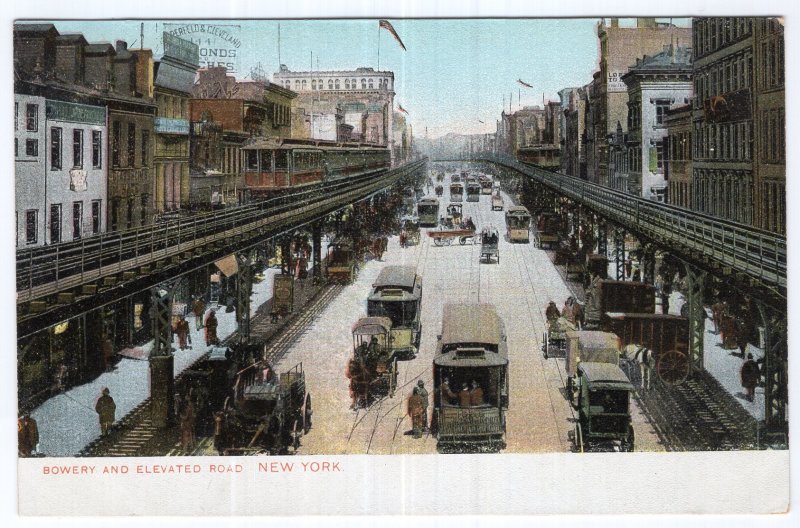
left=663, top=104, right=693, bottom=208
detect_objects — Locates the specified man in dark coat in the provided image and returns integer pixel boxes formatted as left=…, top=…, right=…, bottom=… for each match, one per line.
left=95, top=388, right=116, bottom=436
left=741, top=353, right=760, bottom=402
left=205, top=310, right=219, bottom=346
left=407, top=388, right=425, bottom=438
left=18, top=414, right=39, bottom=457
left=192, top=297, right=206, bottom=331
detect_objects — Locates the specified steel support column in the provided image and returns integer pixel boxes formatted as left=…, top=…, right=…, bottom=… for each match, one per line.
left=235, top=250, right=254, bottom=344
left=755, top=303, right=788, bottom=447
left=683, top=263, right=707, bottom=375
left=312, top=222, right=322, bottom=280
left=613, top=227, right=625, bottom=281
left=596, top=219, right=607, bottom=257
left=280, top=236, right=292, bottom=276
left=149, top=282, right=178, bottom=428
left=641, top=243, right=657, bottom=285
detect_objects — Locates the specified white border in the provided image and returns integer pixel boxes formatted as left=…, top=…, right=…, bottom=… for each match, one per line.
left=4, top=0, right=798, bottom=526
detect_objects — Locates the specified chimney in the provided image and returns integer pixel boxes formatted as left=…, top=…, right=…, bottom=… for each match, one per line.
left=611, top=18, right=619, bottom=28
left=116, top=40, right=127, bottom=53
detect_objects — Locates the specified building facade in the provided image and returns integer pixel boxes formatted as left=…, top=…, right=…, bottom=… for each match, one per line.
left=663, top=104, right=693, bottom=208
left=152, top=32, right=199, bottom=214
left=561, top=86, right=588, bottom=178
left=618, top=46, right=693, bottom=200
left=752, top=18, right=785, bottom=234
left=15, top=93, right=47, bottom=247
left=589, top=18, right=692, bottom=185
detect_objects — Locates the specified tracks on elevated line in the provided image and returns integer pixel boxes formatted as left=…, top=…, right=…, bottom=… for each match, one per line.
left=79, top=283, right=343, bottom=457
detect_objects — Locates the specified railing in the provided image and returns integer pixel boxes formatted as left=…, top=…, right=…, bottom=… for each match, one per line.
left=17, top=159, right=427, bottom=305
left=472, top=154, right=786, bottom=294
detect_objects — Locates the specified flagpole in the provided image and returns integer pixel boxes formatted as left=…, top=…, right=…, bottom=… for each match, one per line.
left=278, top=22, right=281, bottom=66
left=377, top=23, right=381, bottom=70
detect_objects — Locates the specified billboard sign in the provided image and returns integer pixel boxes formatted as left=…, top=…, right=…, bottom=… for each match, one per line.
left=163, top=23, right=241, bottom=73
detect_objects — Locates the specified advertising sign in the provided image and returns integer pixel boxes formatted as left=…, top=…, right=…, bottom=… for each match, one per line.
left=163, top=23, right=241, bottom=73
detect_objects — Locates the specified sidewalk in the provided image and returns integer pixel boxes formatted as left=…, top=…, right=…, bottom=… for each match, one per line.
left=28, top=238, right=336, bottom=457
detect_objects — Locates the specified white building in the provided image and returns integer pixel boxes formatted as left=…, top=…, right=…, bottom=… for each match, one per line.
left=618, top=46, right=693, bottom=201
left=273, top=66, right=395, bottom=156
left=15, top=94, right=47, bottom=247
left=15, top=88, right=108, bottom=247
left=44, top=99, right=108, bottom=243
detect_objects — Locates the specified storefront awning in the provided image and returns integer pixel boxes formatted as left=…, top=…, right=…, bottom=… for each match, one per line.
left=214, top=254, right=239, bottom=277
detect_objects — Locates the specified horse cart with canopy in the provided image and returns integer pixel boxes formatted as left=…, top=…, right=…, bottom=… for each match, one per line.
left=348, top=317, right=399, bottom=406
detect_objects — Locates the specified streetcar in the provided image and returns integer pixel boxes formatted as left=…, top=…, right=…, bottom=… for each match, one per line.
left=417, top=197, right=440, bottom=227
left=466, top=182, right=481, bottom=202
left=450, top=182, right=464, bottom=202
left=348, top=317, right=399, bottom=406
left=367, top=266, right=423, bottom=358
left=242, top=138, right=389, bottom=197
left=479, top=176, right=493, bottom=195
left=432, top=303, right=509, bottom=453
left=325, top=236, right=357, bottom=283
left=505, top=205, right=531, bottom=243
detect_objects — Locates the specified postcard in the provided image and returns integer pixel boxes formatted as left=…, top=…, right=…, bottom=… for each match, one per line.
left=10, top=0, right=793, bottom=520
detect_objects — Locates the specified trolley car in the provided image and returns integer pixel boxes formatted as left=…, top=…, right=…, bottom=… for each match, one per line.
left=505, top=206, right=531, bottom=243
left=433, top=303, right=509, bottom=453
left=479, top=176, right=493, bottom=195
left=242, top=138, right=389, bottom=197
left=367, top=266, right=423, bottom=358
left=450, top=182, right=464, bottom=202
left=325, top=237, right=357, bottom=284
left=466, top=182, right=481, bottom=202
left=417, top=197, right=440, bottom=227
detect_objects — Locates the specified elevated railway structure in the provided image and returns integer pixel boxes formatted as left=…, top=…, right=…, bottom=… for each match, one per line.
left=17, top=159, right=427, bottom=340
left=437, top=155, right=787, bottom=444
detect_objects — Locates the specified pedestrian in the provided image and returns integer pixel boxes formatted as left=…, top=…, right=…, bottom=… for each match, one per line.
left=458, top=382, right=471, bottom=407
left=561, top=297, right=576, bottom=326
left=95, top=387, right=116, bottom=436
left=205, top=310, right=218, bottom=346
left=180, top=396, right=196, bottom=450
left=53, top=362, right=69, bottom=392
left=469, top=380, right=484, bottom=406
left=407, top=387, right=425, bottom=438
left=192, top=296, right=206, bottom=331
left=400, top=229, right=408, bottom=248
left=174, top=316, right=190, bottom=350
left=740, top=353, right=760, bottom=402
left=624, top=258, right=633, bottom=278
left=545, top=301, right=561, bottom=325
left=573, top=301, right=585, bottom=330
left=18, top=414, right=39, bottom=457
left=213, top=411, right=226, bottom=455
left=173, top=392, right=183, bottom=423
left=711, top=300, right=725, bottom=335
left=416, top=380, right=429, bottom=432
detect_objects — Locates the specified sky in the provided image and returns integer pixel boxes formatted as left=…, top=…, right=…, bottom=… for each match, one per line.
left=29, top=18, right=685, bottom=139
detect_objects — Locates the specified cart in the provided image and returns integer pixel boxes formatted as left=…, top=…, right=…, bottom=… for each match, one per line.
left=604, top=312, right=691, bottom=385
left=572, top=362, right=635, bottom=453
left=428, top=229, right=476, bottom=246
left=480, top=227, right=500, bottom=264
left=542, top=317, right=577, bottom=359
left=349, top=317, right=399, bottom=406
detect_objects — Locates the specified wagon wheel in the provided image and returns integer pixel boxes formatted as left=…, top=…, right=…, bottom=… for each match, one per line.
left=656, top=349, right=690, bottom=385
left=433, top=237, right=445, bottom=247
left=303, top=393, right=312, bottom=434
left=574, top=423, right=584, bottom=453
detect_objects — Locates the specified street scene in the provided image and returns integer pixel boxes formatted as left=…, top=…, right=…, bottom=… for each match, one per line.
left=15, top=17, right=786, bottom=462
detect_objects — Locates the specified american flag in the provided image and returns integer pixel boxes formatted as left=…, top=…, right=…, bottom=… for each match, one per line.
left=517, top=79, right=533, bottom=88
left=379, top=20, right=407, bottom=51
left=397, top=104, right=409, bottom=115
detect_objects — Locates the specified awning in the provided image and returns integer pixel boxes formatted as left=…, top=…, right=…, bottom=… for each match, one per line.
left=214, top=254, right=238, bottom=277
